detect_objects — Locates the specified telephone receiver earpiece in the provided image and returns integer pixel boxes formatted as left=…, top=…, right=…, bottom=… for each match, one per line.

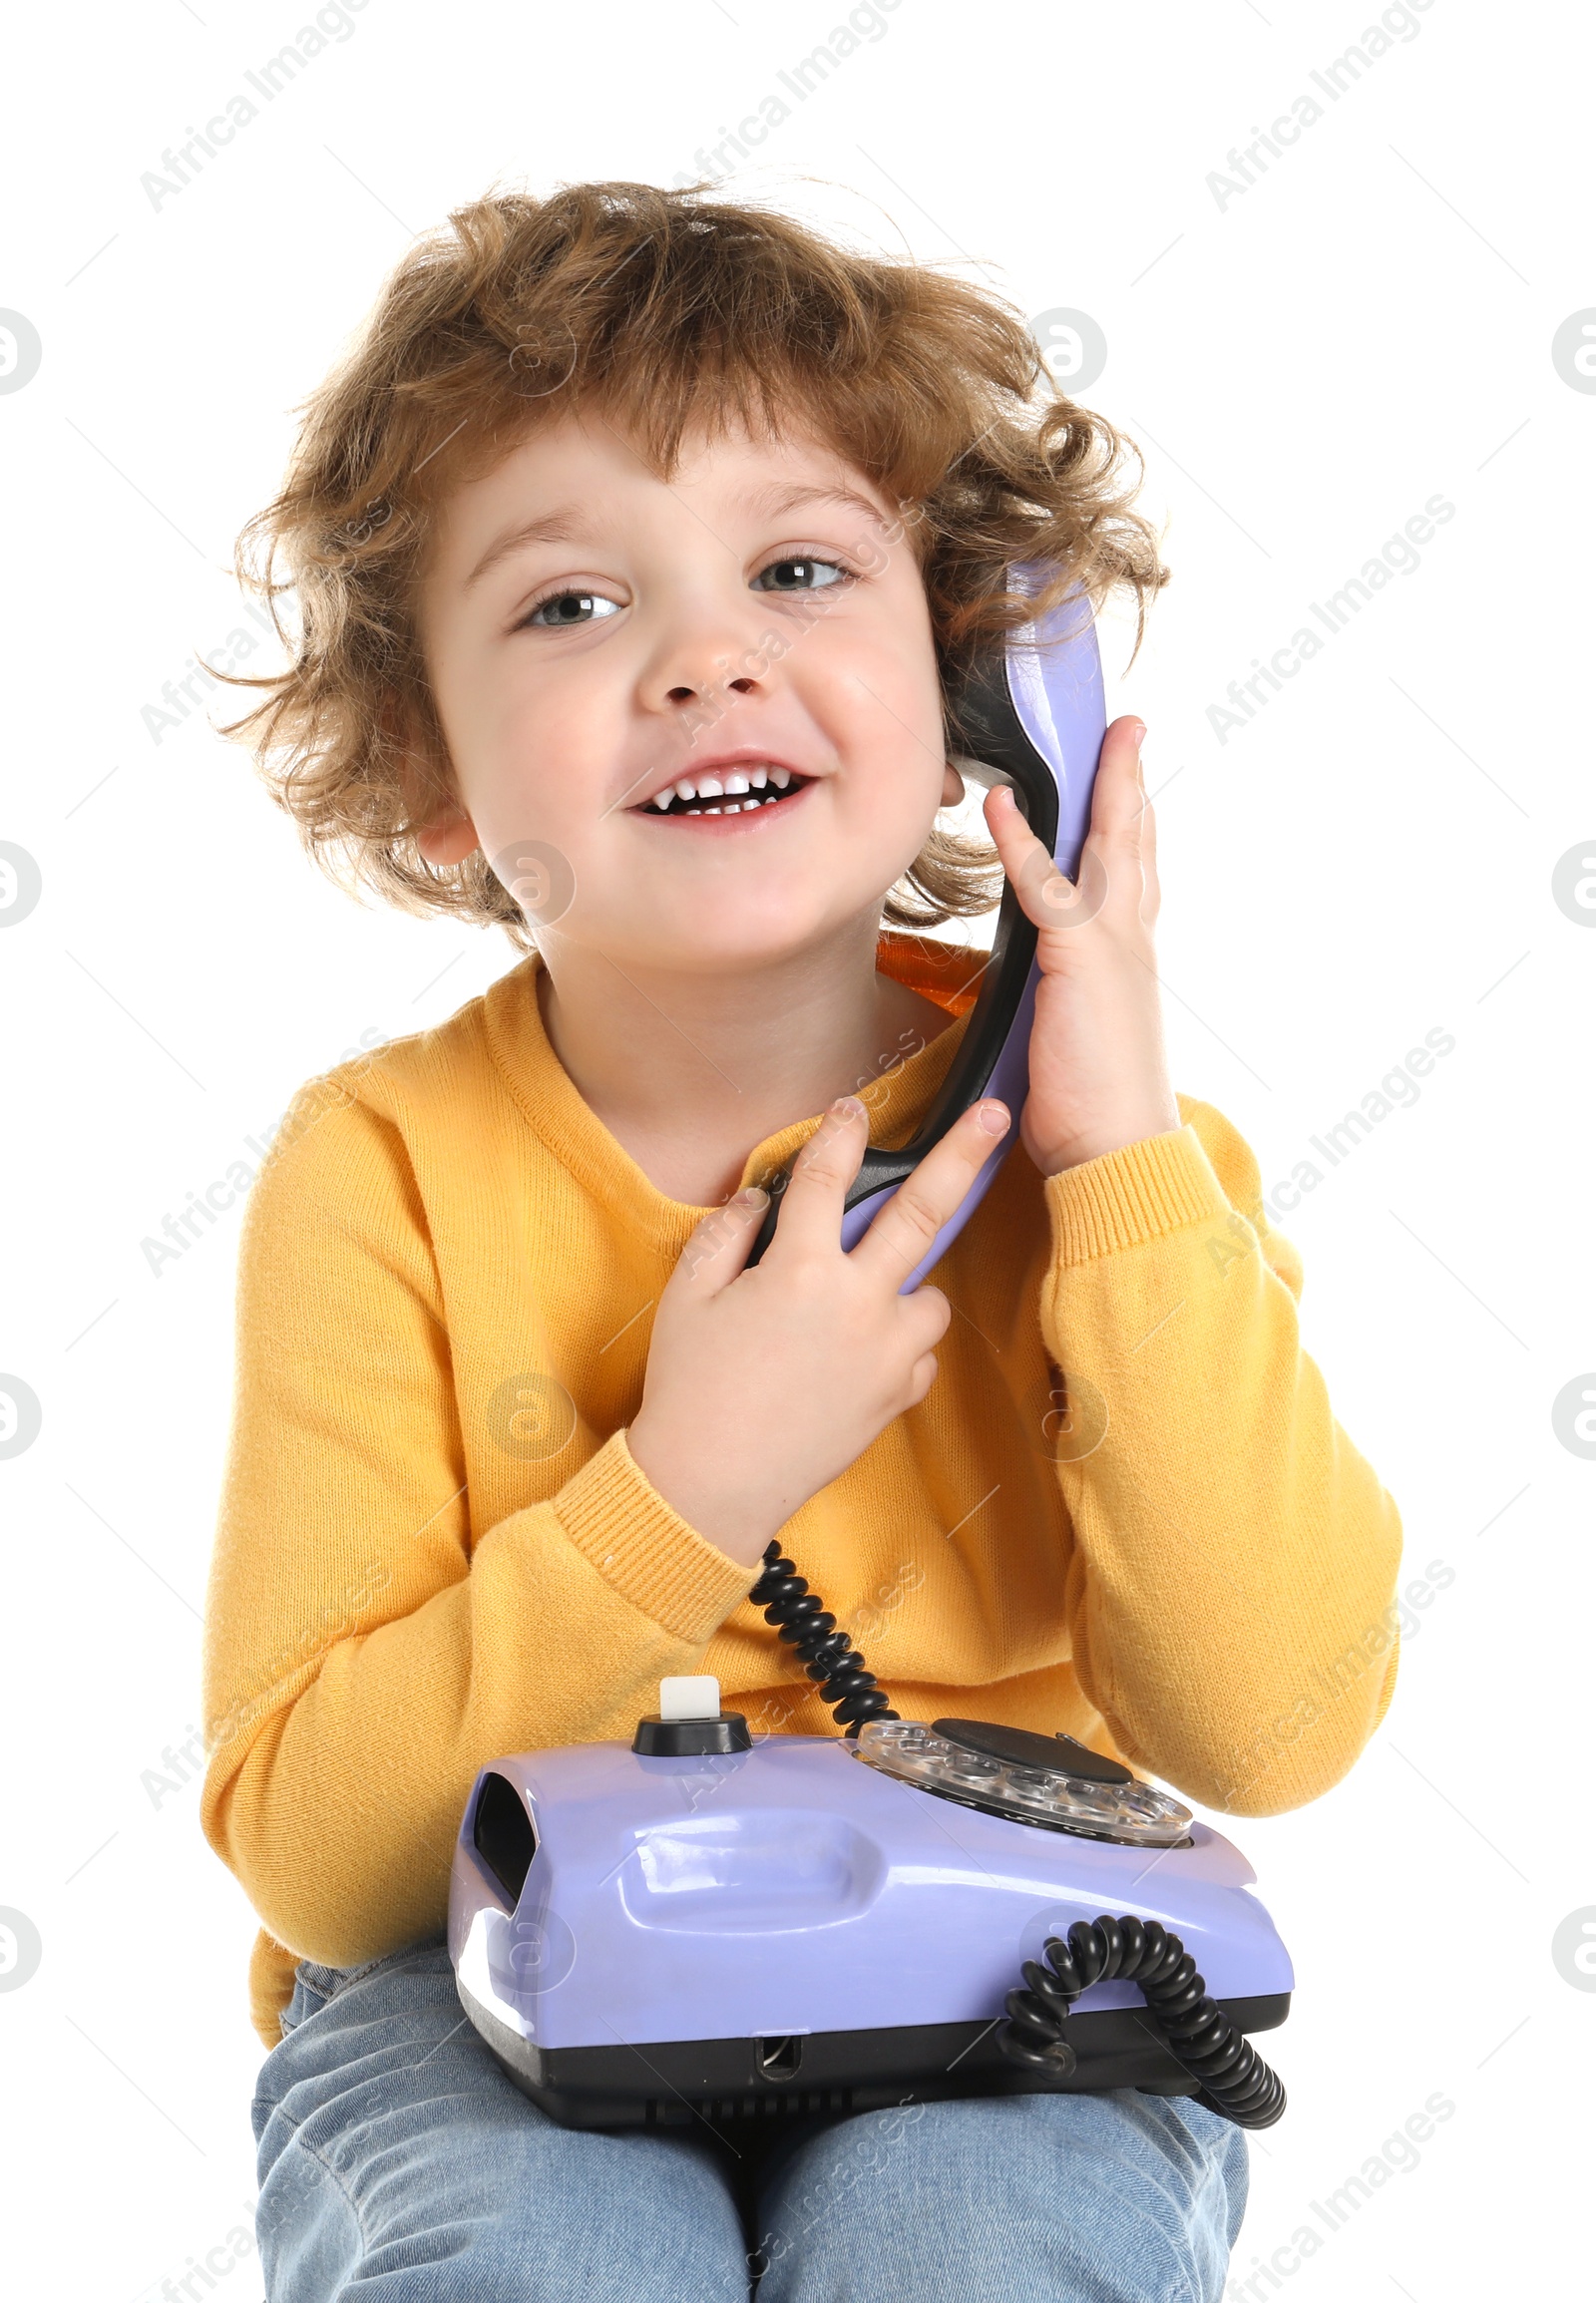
left=747, top=563, right=1107, bottom=1289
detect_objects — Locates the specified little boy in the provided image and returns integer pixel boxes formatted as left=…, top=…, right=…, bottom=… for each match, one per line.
left=201, top=181, right=1402, bottom=2302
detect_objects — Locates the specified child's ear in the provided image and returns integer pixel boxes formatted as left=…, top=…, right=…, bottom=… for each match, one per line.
left=388, top=695, right=479, bottom=866
left=415, top=804, right=480, bottom=867
left=941, top=760, right=966, bottom=809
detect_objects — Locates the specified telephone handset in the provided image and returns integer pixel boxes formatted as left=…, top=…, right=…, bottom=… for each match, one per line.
left=745, top=564, right=1107, bottom=1288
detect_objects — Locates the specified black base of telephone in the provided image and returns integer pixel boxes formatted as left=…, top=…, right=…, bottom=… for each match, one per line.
left=457, top=1978, right=1290, bottom=2131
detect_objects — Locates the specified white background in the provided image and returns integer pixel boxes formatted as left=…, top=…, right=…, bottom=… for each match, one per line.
left=1, top=1, right=1590, bottom=2296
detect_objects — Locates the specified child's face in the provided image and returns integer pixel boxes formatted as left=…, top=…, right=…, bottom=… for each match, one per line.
left=416, top=411, right=959, bottom=973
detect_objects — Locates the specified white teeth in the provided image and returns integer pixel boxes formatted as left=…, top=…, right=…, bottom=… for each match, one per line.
left=643, top=767, right=801, bottom=814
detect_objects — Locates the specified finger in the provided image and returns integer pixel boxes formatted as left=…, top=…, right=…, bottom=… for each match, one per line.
left=673, top=1185, right=770, bottom=1294
left=986, top=720, right=1154, bottom=936
left=1084, top=717, right=1149, bottom=852
left=1136, top=753, right=1161, bottom=925
left=849, top=1098, right=1010, bottom=1287
left=905, top=1348, right=941, bottom=1408
left=983, top=780, right=1057, bottom=909
left=900, top=1285, right=953, bottom=1362
left=768, top=1095, right=870, bottom=1259
left=983, top=783, right=1110, bottom=935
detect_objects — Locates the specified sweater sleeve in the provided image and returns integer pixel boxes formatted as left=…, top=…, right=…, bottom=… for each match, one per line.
left=1039, top=1096, right=1403, bottom=1815
left=200, top=1083, right=755, bottom=2013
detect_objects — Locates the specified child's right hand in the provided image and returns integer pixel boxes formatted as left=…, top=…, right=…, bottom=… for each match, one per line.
left=626, top=1095, right=1012, bottom=1571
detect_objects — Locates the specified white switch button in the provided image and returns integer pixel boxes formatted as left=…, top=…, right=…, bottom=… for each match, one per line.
left=658, top=1676, right=721, bottom=1721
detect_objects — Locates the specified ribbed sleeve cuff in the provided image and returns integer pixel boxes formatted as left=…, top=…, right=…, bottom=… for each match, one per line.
left=550, top=1428, right=760, bottom=1644
left=1042, top=1122, right=1232, bottom=1265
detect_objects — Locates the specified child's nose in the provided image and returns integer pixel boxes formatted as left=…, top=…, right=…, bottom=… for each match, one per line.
left=639, top=591, right=774, bottom=716
left=662, top=663, right=758, bottom=705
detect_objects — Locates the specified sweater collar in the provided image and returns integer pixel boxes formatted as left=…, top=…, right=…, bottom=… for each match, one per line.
left=483, top=934, right=985, bottom=1253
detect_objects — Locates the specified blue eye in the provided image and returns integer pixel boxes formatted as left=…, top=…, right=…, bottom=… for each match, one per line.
left=753, top=558, right=850, bottom=593
left=524, top=591, right=620, bottom=627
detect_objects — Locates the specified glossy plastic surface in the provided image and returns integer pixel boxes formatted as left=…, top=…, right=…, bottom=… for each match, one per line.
left=449, top=1733, right=1293, bottom=2055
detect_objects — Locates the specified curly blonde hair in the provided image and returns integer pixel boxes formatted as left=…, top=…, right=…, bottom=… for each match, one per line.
left=224, top=181, right=1167, bottom=950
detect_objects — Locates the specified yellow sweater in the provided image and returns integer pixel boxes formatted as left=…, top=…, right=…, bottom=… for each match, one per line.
left=201, top=935, right=1402, bottom=2047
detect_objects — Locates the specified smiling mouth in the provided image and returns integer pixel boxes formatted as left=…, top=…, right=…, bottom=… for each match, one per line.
left=631, top=765, right=814, bottom=819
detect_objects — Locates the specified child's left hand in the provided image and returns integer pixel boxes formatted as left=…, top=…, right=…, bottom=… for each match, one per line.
left=982, top=716, right=1181, bottom=1177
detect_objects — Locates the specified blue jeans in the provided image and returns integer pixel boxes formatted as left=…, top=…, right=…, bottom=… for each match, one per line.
left=251, top=1940, right=1247, bottom=2300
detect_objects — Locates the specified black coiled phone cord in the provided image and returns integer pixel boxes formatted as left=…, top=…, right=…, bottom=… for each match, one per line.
left=749, top=1542, right=899, bottom=1736
left=998, top=1914, right=1287, bottom=2129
